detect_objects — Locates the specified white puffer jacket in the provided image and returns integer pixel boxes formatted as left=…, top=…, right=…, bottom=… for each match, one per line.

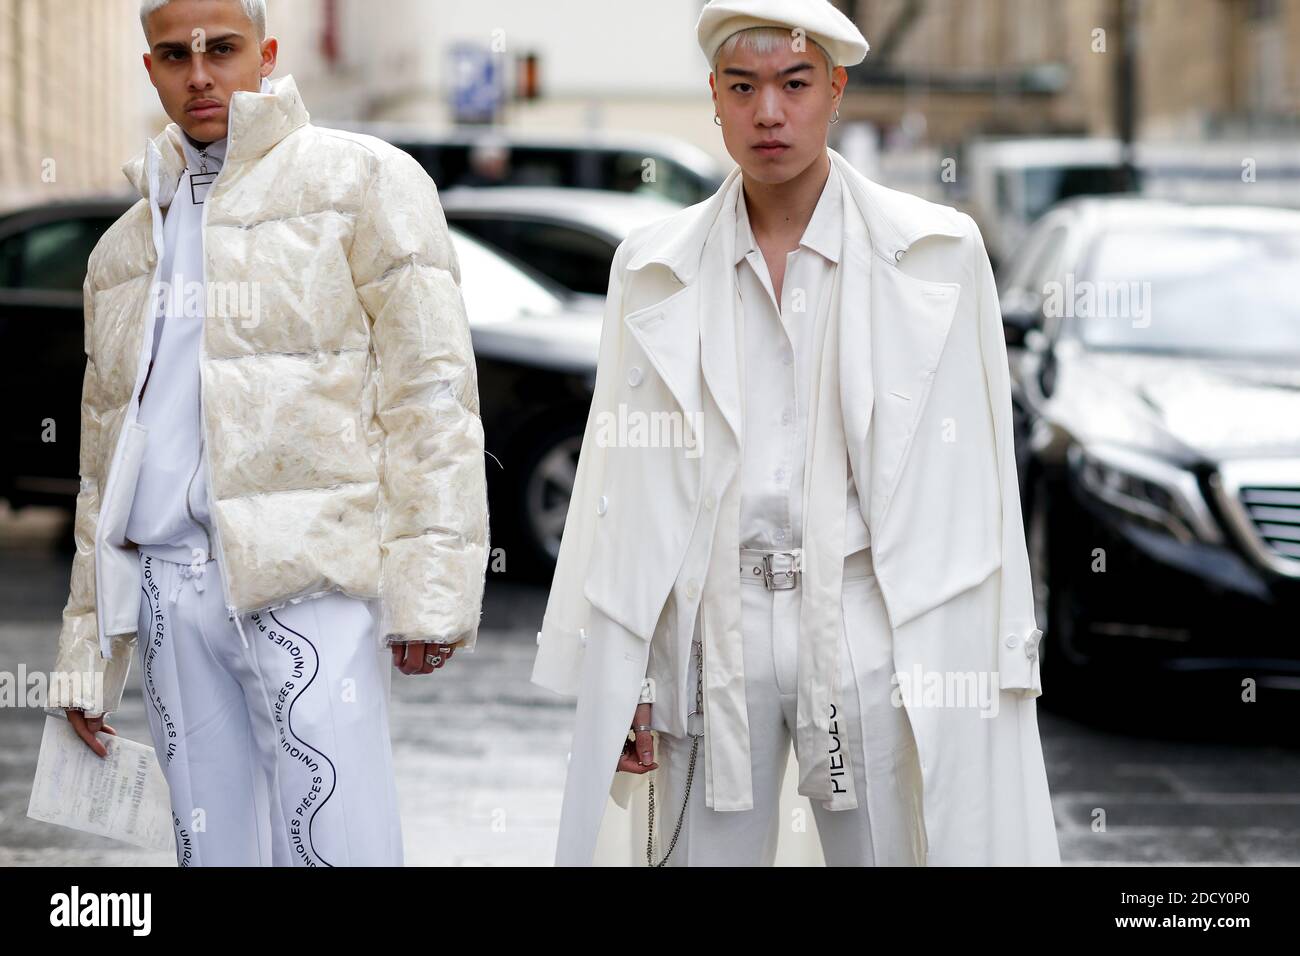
left=51, top=75, right=488, bottom=716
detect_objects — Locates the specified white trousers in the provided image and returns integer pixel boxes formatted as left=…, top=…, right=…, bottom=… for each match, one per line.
left=653, top=547, right=928, bottom=866
left=134, top=551, right=404, bottom=866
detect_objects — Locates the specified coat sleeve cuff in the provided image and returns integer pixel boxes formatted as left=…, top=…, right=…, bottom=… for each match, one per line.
left=47, top=634, right=133, bottom=718
left=997, top=624, right=1043, bottom=697
left=531, top=616, right=587, bottom=697
left=384, top=625, right=478, bottom=651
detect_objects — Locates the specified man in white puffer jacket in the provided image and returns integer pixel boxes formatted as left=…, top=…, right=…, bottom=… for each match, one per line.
left=47, top=0, right=488, bottom=866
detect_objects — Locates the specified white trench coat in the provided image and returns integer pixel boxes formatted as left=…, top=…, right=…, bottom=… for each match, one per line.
left=533, top=148, right=1061, bottom=866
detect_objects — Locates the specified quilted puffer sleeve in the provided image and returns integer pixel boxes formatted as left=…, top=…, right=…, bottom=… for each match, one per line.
left=48, top=268, right=132, bottom=718
left=349, top=145, right=489, bottom=649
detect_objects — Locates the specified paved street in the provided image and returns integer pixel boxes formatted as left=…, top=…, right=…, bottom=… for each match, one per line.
left=2, top=504, right=1298, bottom=866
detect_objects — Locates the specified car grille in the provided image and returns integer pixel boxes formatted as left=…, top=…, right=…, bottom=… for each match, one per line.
left=1240, top=487, right=1300, bottom=561
left=1214, top=461, right=1300, bottom=578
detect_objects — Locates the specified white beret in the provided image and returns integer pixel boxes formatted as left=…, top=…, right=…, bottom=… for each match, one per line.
left=697, top=0, right=870, bottom=69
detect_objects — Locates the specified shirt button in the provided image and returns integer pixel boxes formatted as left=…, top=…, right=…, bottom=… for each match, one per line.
left=686, top=580, right=700, bottom=601
left=703, top=493, right=716, bottom=511
left=596, top=495, right=608, bottom=516
left=1004, top=633, right=1019, bottom=649
left=774, top=469, right=785, bottom=482
left=628, top=366, right=643, bottom=387
left=775, top=529, right=786, bottom=542
left=781, top=409, right=792, bottom=426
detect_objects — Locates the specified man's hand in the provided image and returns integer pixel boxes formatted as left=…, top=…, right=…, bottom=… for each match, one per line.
left=65, top=708, right=117, bottom=758
left=617, top=702, right=657, bottom=773
left=391, top=641, right=456, bottom=676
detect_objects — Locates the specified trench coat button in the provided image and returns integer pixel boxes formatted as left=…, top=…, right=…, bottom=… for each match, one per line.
left=703, top=493, right=716, bottom=511
left=628, top=366, right=644, bottom=387
left=596, top=495, right=608, bottom=516
left=1004, top=633, right=1019, bottom=649
left=686, top=580, right=700, bottom=601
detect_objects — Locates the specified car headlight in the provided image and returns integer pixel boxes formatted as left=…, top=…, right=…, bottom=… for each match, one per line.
left=1068, top=442, right=1223, bottom=545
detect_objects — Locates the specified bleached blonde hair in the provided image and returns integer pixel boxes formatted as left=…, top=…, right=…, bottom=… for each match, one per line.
left=714, top=26, right=835, bottom=78
left=139, top=0, right=267, bottom=38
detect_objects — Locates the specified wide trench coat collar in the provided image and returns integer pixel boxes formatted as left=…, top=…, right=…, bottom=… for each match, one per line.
left=122, top=74, right=310, bottom=205
left=626, top=146, right=967, bottom=282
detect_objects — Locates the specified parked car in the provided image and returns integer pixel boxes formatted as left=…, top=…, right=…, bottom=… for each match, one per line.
left=998, top=196, right=1300, bottom=701
left=440, top=186, right=681, bottom=301
left=0, top=198, right=600, bottom=576
left=327, top=123, right=727, bottom=207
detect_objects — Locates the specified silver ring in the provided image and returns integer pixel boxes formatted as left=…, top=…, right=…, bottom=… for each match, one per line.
left=425, top=653, right=442, bottom=667
left=633, top=724, right=653, bottom=732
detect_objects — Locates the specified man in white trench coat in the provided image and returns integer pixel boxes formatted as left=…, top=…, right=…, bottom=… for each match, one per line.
left=532, top=0, right=1060, bottom=866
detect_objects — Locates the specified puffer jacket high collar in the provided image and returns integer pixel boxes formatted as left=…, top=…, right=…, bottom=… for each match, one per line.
left=123, top=74, right=309, bottom=207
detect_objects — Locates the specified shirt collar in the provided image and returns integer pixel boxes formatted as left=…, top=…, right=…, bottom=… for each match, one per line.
left=734, top=160, right=843, bottom=266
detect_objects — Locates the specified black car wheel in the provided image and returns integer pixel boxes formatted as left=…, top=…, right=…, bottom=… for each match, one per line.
left=509, top=421, right=584, bottom=578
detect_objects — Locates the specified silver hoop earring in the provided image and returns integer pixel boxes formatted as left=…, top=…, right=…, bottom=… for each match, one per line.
left=713, top=114, right=722, bottom=126
left=830, top=108, right=840, bottom=124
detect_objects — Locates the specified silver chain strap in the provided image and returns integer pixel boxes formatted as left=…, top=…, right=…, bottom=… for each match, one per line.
left=646, top=637, right=703, bottom=867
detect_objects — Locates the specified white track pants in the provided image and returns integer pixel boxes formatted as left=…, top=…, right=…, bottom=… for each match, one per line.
left=135, top=551, right=404, bottom=866
left=653, top=547, right=928, bottom=866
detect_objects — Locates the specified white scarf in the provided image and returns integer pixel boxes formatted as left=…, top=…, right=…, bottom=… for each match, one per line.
left=699, top=152, right=865, bottom=812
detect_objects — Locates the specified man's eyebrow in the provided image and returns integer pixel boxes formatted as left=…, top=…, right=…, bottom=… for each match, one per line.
left=152, top=31, right=244, bottom=53
left=722, top=62, right=816, bottom=79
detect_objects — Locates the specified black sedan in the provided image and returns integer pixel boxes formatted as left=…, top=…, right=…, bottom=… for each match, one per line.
left=999, top=196, right=1300, bottom=702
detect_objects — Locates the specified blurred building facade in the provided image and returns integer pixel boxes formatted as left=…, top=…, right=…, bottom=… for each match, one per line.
left=0, top=0, right=1297, bottom=208
left=843, top=0, right=1300, bottom=147
left=0, top=0, right=154, bottom=209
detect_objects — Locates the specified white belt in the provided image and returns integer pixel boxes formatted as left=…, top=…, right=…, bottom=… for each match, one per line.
left=739, top=547, right=873, bottom=588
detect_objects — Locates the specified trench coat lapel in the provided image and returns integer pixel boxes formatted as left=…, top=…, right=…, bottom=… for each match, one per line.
left=623, top=169, right=745, bottom=446
left=828, top=149, right=966, bottom=545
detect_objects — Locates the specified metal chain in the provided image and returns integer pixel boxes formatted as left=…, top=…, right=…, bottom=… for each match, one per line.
left=646, top=638, right=703, bottom=867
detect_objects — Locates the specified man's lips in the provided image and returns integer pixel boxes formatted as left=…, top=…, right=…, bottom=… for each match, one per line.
left=187, top=100, right=223, bottom=118
left=753, top=142, right=790, bottom=155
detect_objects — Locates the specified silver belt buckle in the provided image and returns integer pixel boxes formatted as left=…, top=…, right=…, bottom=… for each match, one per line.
left=762, top=550, right=801, bottom=590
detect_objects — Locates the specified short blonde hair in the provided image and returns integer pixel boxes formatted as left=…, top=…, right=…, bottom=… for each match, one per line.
left=139, top=0, right=267, bottom=39
left=713, top=26, right=835, bottom=78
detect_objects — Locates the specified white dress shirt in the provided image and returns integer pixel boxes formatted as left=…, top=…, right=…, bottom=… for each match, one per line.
left=735, top=161, right=870, bottom=556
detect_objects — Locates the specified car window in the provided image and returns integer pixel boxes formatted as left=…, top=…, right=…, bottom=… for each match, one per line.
left=0, top=216, right=114, bottom=291
left=450, top=216, right=615, bottom=295
left=603, top=152, right=707, bottom=205
left=448, top=227, right=565, bottom=325
left=1077, top=224, right=1300, bottom=358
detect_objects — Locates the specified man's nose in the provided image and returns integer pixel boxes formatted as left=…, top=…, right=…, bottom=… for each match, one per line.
left=187, top=55, right=215, bottom=90
left=754, top=87, right=784, bottom=126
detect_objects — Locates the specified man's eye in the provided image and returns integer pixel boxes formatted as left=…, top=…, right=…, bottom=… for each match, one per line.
left=164, top=51, right=187, bottom=61
left=211, top=44, right=233, bottom=54
left=787, top=80, right=807, bottom=90
left=731, top=83, right=752, bottom=93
